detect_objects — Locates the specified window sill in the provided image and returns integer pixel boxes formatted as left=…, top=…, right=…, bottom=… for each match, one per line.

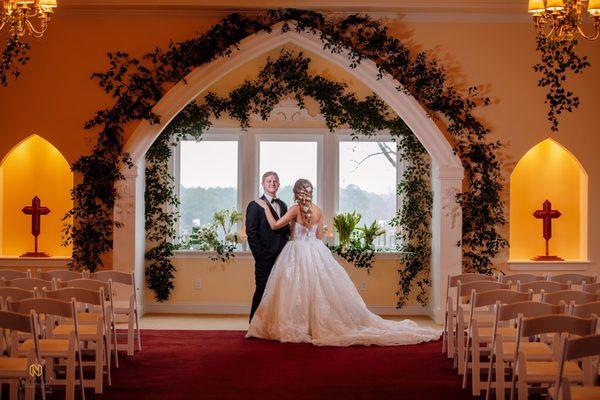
left=508, top=260, right=591, bottom=271
left=173, top=250, right=403, bottom=261
left=0, top=256, right=72, bottom=268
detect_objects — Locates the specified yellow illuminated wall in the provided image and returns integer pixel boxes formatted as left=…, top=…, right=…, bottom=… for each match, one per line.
left=510, top=139, right=587, bottom=260
left=0, top=135, right=73, bottom=257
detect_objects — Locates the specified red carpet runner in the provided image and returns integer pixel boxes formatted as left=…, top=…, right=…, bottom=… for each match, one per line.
left=86, top=330, right=471, bottom=400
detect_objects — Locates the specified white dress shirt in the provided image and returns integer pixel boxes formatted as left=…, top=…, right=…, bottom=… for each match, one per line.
left=263, top=193, right=280, bottom=217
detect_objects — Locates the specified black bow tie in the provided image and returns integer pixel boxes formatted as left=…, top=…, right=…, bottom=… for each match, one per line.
left=270, top=198, right=278, bottom=204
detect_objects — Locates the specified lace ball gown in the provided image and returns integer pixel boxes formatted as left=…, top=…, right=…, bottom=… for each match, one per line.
left=246, top=222, right=442, bottom=346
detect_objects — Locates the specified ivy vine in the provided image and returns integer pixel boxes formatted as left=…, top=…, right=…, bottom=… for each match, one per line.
left=534, top=35, right=590, bottom=132
left=68, top=9, right=507, bottom=306
left=0, top=22, right=31, bottom=87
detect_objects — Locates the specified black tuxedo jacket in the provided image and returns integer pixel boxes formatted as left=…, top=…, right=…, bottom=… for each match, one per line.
left=245, top=195, right=290, bottom=264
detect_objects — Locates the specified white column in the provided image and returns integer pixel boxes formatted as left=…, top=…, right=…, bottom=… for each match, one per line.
left=430, top=163, right=463, bottom=324
left=113, top=162, right=146, bottom=314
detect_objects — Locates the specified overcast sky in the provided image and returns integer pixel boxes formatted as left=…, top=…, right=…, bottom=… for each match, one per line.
left=179, top=140, right=396, bottom=194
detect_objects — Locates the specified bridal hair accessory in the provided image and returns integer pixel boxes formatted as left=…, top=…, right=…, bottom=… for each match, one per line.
left=293, top=179, right=313, bottom=225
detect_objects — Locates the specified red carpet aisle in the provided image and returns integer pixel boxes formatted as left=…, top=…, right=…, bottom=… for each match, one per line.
left=84, top=330, right=471, bottom=400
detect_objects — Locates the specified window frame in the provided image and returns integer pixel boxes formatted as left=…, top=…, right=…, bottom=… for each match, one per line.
left=172, top=127, right=403, bottom=257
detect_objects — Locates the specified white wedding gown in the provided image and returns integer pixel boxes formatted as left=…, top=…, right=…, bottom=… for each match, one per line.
left=246, top=222, right=442, bottom=346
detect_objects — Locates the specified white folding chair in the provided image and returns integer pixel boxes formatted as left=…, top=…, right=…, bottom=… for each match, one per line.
left=550, top=334, right=600, bottom=400
left=485, top=301, right=563, bottom=400
left=454, top=280, right=509, bottom=372
left=90, top=270, right=141, bottom=356
left=63, top=278, right=120, bottom=367
left=510, top=315, right=597, bottom=400
left=9, top=298, right=86, bottom=400
left=0, top=310, right=44, bottom=400
left=462, top=289, right=531, bottom=396
left=44, top=287, right=111, bottom=393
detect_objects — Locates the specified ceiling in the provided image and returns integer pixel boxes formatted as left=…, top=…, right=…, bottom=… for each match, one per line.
left=56, top=0, right=528, bottom=20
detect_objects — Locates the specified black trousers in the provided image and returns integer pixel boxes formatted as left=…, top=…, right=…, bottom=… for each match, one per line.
left=249, top=258, right=275, bottom=322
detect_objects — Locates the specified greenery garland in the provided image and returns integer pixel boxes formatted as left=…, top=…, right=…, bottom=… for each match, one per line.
left=147, top=51, right=425, bottom=302
left=68, top=9, right=507, bottom=306
left=534, top=35, right=590, bottom=132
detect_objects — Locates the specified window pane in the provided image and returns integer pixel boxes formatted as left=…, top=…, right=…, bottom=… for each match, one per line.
left=179, top=141, right=238, bottom=238
left=338, top=141, right=397, bottom=249
left=259, top=141, right=318, bottom=207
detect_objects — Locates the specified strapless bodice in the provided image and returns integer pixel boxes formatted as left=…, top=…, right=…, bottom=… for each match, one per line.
left=293, top=222, right=318, bottom=240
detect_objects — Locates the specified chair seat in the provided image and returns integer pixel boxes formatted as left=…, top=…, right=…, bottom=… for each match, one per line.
left=53, top=324, right=100, bottom=337
left=22, top=339, right=69, bottom=354
left=0, top=357, right=29, bottom=377
left=478, top=326, right=516, bottom=339
left=502, top=342, right=552, bottom=359
left=525, top=361, right=582, bottom=381
left=569, top=386, right=600, bottom=400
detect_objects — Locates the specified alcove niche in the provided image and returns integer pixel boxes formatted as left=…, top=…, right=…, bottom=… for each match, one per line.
left=509, top=138, right=588, bottom=262
left=0, top=135, right=73, bottom=257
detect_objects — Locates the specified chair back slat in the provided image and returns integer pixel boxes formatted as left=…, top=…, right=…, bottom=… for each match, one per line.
left=543, top=290, right=597, bottom=305
left=520, top=315, right=596, bottom=337
left=9, top=297, right=74, bottom=318
left=517, top=280, right=569, bottom=294
left=571, top=301, right=600, bottom=318
left=0, top=309, right=33, bottom=333
left=458, top=280, right=508, bottom=296
left=473, top=289, right=531, bottom=308
left=38, top=269, right=86, bottom=282
left=0, top=269, right=30, bottom=280
left=62, top=278, right=110, bottom=294
left=0, top=287, right=35, bottom=302
left=549, top=273, right=596, bottom=285
left=44, top=287, right=103, bottom=306
left=7, top=277, right=54, bottom=291
left=563, top=333, right=600, bottom=360
left=498, top=301, right=562, bottom=321
left=582, top=282, right=600, bottom=294
left=499, top=273, right=545, bottom=285
left=90, top=270, right=133, bottom=285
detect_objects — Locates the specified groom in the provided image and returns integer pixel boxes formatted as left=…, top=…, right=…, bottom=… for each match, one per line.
left=245, top=171, right=290, bottom=322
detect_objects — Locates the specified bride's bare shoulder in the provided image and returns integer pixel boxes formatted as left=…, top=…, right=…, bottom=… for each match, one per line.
left=312, top=203, right=323, bottom=218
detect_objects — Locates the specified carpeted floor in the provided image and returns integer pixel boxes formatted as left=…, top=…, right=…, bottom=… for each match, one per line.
left=77, top=329, right=472, bottom=400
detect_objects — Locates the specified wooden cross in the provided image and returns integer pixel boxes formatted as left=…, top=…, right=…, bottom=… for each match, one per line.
left=21, top=196, right=51, bottom=257
left=532, top=199, right=563, bottom=261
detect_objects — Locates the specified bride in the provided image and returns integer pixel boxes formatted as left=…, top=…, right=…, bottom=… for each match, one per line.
left=246, top=178, right=441, bottom=346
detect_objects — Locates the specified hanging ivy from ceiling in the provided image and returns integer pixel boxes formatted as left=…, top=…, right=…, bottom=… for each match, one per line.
left=534, top=36, right=590, bottom=132
left=66, top=9, right=507, bottom=305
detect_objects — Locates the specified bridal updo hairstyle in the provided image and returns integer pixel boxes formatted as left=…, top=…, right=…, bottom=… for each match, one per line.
left=293, top=178, right=313, bottom=225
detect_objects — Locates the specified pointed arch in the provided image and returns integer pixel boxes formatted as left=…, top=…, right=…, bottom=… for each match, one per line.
left=0, top=134, right=73, bottom=257
left=509, top=138, right=588, bottom=261
left=116, top=21, right=464, bottom=323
